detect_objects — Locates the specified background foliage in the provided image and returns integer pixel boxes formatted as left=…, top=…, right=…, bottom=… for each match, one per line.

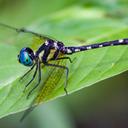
left=0, top=0, right=128, bottom=128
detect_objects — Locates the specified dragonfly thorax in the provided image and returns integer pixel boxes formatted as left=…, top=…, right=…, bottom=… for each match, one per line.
left=35, top=39, right=65, bottom=63
left=18, top=47, right=35, bottom=67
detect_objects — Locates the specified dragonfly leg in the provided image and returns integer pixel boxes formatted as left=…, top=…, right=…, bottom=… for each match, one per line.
left=45, top=63, right=69, bottom=95
left=50, top=56, right=73, bottom=63
left=27, top=61, right=41, bottom=99
left=20, top=63, right=36, bottom=81
left=23, top=62, right=38, bottom=92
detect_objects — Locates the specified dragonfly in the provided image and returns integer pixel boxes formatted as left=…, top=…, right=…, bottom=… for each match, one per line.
left=0, top=23, right=128, bottom=121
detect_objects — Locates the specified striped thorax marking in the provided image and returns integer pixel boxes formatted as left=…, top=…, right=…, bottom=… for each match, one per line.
left=45, top=40, right=49, bottom=45
left=38, top=51, right=44, bottom=62
left=54, top=42, right=59, bottom=49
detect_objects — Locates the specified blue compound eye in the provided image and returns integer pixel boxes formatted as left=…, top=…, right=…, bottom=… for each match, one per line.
left=18, top=48, right=34, bottom=66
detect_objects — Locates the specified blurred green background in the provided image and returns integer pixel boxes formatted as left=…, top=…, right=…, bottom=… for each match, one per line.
left=0, top=0, right=128, bottom=128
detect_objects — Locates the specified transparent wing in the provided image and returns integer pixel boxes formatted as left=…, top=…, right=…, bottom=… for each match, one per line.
left=0, top=23, right=56, bottom=50
left=20, top=56, right=67, bottom=121
left=14, top=29, right=48, bottom=50
left=36, top=58, right=67, bottom=103
left=0, top=24, right=19, bottom=44
left=0, top=24, right=66, bottom=121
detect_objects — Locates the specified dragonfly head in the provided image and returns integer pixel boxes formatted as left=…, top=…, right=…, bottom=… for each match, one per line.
left=18, top=47, right=35, bottom=67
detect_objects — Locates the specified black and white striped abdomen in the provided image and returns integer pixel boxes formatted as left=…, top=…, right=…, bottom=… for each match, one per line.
left=64, top=38, right=128, bottom=54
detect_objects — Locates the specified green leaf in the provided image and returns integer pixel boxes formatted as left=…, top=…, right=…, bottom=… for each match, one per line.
left=0, top=6, right=128, bottom=118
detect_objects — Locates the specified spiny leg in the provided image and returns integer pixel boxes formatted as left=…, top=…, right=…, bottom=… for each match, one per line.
left=20, top=63, right=36, bottom=81
left=27, top=61, right=41, bottom=98
left=45, top=63, right=69, bottom=95
left=23, top=62, right=38, bottom=92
